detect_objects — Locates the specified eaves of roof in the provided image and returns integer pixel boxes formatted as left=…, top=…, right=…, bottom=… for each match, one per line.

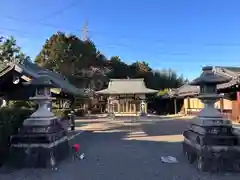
left=0, top=62, right=87, bottom=96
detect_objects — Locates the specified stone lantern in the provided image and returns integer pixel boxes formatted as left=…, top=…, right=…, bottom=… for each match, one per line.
left=108, top=97, right=114, bottom=118
left=182, top=66, right=240, bottom=172
left=9, top=76, right=70, bottom=168
left=140, top=100, right=146, bottom=116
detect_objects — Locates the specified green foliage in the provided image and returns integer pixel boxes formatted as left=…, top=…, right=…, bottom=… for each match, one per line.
left=34, top=31, right=186, bottom=91
left=0, top=36, right=30, bottom=64
left=107, top=57, right=131, bottom=78
left=0, top=33, right=187, bottom=93
left=34, top=32, right=109, bottom=90
left=52, top=108, right=85, bottom=119
left=157, top=88, right=169, bottom=96
left=0, top=107, right=33, bottom=165
left=52, top=108, right=71, bottom=119
left=35, top=32, right=100, bottom=76
left=8, top=100, right=36, bottom=109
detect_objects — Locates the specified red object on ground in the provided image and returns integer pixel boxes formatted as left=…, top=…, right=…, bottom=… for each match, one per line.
left=73, top=144, right=80, bottom=152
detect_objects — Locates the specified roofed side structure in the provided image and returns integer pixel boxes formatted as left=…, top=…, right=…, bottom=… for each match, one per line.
left=96, top=78, right=158, bottom=95
left=176, top=66, right=240, bottom=97
left=0, top=61, right=87, bottom=96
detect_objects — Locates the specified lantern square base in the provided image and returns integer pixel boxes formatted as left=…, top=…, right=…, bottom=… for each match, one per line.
left=5, top=119, right=70, bottom=169
left=6, top=136, right=70, bottom=168
left=183, top=129, right=240, bottom=172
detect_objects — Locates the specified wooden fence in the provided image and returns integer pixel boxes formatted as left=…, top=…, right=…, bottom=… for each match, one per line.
left=182, top=100, right=240, bottom=123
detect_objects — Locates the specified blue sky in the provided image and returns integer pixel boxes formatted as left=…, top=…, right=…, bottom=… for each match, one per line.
left=1, top=0, right=240, bottom=80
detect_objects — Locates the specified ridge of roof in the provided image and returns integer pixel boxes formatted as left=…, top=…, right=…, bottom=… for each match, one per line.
left=215, top=66, right=240, bottom=75
left=96, top=78, right=157, bottom=94
left=215, top=66, right=240, bottom=70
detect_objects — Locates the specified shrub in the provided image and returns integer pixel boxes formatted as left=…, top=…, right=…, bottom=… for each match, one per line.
left=52, top=108, right=71, bottom=120
left=0, top=107, right=33, bottom=166
left=8, top=100, right=36, bottom=109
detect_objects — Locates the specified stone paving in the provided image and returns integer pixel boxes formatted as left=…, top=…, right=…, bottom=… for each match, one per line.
left=1, top=117, right=240, bottom=180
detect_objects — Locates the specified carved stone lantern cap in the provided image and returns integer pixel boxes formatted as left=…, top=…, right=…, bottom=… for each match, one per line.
left=189, top=66, right=232, bottom=86
left=23, top=75, right=57, bottom=88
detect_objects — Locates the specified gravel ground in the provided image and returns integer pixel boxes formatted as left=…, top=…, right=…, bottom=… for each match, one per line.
left=0, top=118, right=240, bottom=180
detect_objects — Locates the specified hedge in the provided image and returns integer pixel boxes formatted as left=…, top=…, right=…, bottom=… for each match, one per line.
left=0, top=107, right=33, bottom=166
left=52, top=108, right=85, bottom=118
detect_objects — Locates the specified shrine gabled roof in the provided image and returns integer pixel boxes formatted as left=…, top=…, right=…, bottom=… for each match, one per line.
left=96, top=78, right=158, bottom=95
left=0, top=61, right=86, bottom=96
left=176, top=66, right=240, bottom=97
left=177, top=83, right=199, bottom=97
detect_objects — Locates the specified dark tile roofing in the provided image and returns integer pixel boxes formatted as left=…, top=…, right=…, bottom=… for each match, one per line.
left=96, top=78, right=158, bottom=94
left=177, top=84, right=199, bottom=95
left=216, top=66, right=240, bottom=74
left=0, top=61, right=86, bottom=96
left=23, top=75, right=57, bottom=88
left=176, top=66, right=240, bottom=97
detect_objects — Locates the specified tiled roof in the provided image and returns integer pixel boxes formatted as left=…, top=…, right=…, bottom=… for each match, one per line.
left=176, top=66, right=240, bottom=97
left=214, top=66, right=240, bottom=89
left=177, top=84, right=199, bottom=97
left=216, top=66, right=240, bottom=74
left=96, top=78, right=158, bottom=94
left=0, top=61, right=86, bottom=96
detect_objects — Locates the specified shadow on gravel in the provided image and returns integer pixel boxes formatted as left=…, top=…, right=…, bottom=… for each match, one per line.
left=96, top=119, right=190, bottom=137
left=141, top=119, right=190, bottom=136
left=65, top=129, right=239, bottom=180
left=1, top=120, right=240, bottom=180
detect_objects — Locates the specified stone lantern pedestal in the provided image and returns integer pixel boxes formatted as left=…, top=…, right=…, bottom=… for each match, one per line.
left=8, top=76, right=70, bottom=168
left=139, top=100, right=147, bottom=116
left=182, top=66, right=240, bottom=172
left=107, top=97, right=115, bottom=119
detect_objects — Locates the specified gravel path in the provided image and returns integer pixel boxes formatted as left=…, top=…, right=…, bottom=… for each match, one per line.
left=0, top=118, right=240, bottom=180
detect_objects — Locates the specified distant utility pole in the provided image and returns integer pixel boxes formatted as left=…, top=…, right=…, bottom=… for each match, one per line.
left=82, top=20, right=88, bottom=41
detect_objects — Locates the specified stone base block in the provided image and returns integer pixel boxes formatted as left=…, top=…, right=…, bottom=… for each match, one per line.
left=182, top=140, right=240, bottom=172
left=6, top=137, right=70, bottom=168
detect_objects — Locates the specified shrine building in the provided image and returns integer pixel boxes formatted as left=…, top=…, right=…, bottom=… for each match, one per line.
left=96, top=78, right=158, bottom=116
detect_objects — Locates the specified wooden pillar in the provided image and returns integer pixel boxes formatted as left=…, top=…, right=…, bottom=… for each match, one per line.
left=220, top=97, right=224, bottom=113
left=237, top=92, right=240, bottom=121
left=117, top=102, right=120, bottom=113
left=187, top=97, right=190, bottom=115
left=174, top=98, right=177, bottom=114
left=145, top=100, right=148, bottom=113
left=134, top=103, right=136, bottom=114
left=126, top=98, right=128, bottom=113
